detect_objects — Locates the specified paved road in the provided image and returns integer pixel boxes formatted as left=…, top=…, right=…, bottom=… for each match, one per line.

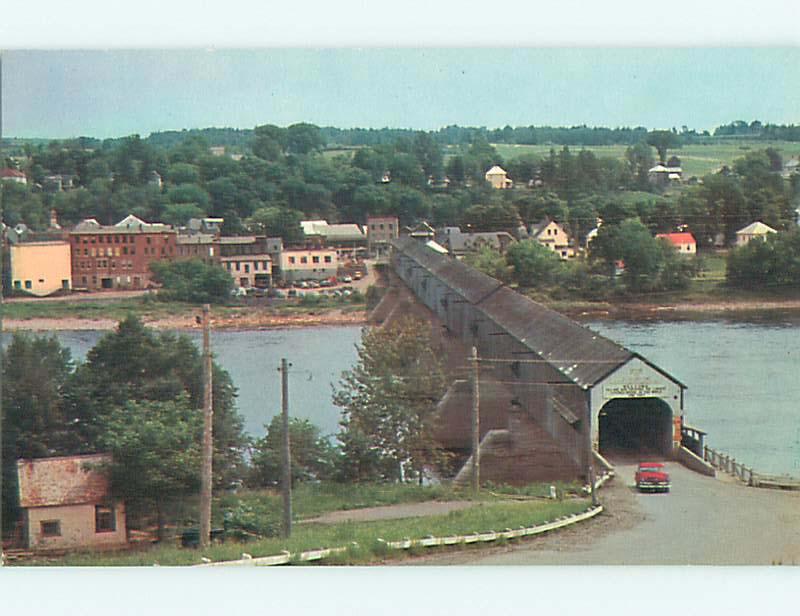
left=408, top=462, right=800, bottom=565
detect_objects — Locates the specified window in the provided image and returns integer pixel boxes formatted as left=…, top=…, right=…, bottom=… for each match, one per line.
left=244, top=264, right=250, bottom=273
left=301, top=256, right=308, bottom=264
left=380, top=224, right=384, bottom=230
left=324, top=256, right=332, bottom=263
left=13, top=281, right=21, bottom=289
left=312, top=256, right=320, bottom=264
left=84, top=248, right=88, bottom=256
left=41, top=520, right=61, bottom=537
left=235, top=262, right=240, bottom=271
left=262, top=261, right=268, bottom=270
left=25, top=280, right=32, bottom=289
left=289, top=256, right=296, bottom=264
left=95, top=505, right=116, bottom=533
left=123, top=246, right=128, bottom=255
left=114, top=236, right=120, bottom=244
left=130, top=247, right=136, bottom=255
left=389, top=224, right=394, bottom=231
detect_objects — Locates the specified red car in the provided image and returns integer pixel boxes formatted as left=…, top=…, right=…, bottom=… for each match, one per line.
left=635, top=462, right=671, bottom=493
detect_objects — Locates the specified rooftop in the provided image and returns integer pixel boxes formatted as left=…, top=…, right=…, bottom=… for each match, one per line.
left=17, top=454, right=112, bottom=509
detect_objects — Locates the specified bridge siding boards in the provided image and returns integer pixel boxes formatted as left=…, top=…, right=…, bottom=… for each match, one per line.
left=391, top=238, right=685, bottom=481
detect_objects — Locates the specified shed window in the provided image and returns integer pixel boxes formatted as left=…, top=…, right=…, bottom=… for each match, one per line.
left=41, top=520, right=61, bottom=537
left=95, top=505, right=116, bottom=533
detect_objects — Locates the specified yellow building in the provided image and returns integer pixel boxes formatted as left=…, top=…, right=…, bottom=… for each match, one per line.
left=530, top=219, right=576, bottom=259
left=485, top=165, right=513, bottom=189
left=280, top=248, right=338, bottom=282
left=10, top=241, right=72, bottom=296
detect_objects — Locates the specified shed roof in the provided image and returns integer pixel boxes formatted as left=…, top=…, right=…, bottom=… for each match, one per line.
left=17, top=454, right=112, bottom=508
left=736, top=221, right=777, bottom=235
left=656, top=232, right=696, bottom=246
left=485, top=165, right=507, bottom=176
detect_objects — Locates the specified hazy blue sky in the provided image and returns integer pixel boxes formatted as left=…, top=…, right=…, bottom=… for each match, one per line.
left=2, top=48, right=798, bottom=139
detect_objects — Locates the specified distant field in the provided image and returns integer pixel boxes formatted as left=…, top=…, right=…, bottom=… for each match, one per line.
left=490, top=140, right=800, bottom=178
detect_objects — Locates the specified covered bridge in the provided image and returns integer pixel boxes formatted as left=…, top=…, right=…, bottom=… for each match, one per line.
left=388, top=237, right=686, bottom=483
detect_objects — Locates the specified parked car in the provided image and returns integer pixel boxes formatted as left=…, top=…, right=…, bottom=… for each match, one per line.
left=308, top=280, right=320, bottom=288
left=319, top=279, right=333, bottom=287
left=353, top=272, right=363, bottom=280
left=635, top=462, right=671, bottom=493
left=341, top=275, right=352, bottom=283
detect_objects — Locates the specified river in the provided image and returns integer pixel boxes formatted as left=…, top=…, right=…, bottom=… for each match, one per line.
left=5, top=318, right=799, bottom=475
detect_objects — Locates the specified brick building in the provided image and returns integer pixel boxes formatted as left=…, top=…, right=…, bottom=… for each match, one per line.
left=366, top=215, right=399, bottom=257
left=69, top=215, right=176, bottom=290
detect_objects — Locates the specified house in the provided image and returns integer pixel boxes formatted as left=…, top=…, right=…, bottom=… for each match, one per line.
left=208, top=146, right=226, bottom=157
left=176, top=233, right=218, bottom=265
left=648, top=163, right=683, bottom=186
left=485, top=165, right=513, bottom=189
left=656, top=232, right=697, bottom=255
left=186, top=217, right=223, bottom=236
left=529, top=219, right=576, bottom=259
left=736, top=221, right=777, bottom=247
left=0, top=168, right=27, bottom=184
left=10, top=241, right=72, bottom=296
left=16, top=454, right=127, bottom=551
left=280, top=248, right=338, bottom=282
left=440, top=226, right=516, bottom=257
left=69, top=214, right=177, bottom=291
left=781, top=157, right=799, bottom=179
left=148, top=171, right=163, bottom=188
left=405, top=221, right=436, bottom=242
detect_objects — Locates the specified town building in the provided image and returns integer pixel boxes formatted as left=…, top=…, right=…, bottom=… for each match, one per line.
left=279, top=247, right=338, bottom=282
left=656, top=232, right=697, bottom=255
left=366, top=215, right=399, bottom=257
left=0, top=168, right=27, bottom=184
left=529, top=219, right=576, bottom=259
left=16, top=454, right=127, bottom=551
left=736, top=221, right=777, bottom=247
left=218, top=235, right=280, bottom=288
left=176, top=233, right=218, bottom=264
left=10, top=241, right=72, bottom=296
left=440, top=226, right=516, bottom=257
left=69, top=214, right=176, bottom=291
left=485, top=165, right=513, bottom=189
left=300, top=220, right=367, bottom=259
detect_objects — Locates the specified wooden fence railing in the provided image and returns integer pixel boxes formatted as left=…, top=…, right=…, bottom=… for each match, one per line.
left=703, top=446, right=755, bottom=485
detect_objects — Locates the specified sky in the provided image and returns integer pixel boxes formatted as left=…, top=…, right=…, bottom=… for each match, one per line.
left=2, top=47, right=799, bottom=140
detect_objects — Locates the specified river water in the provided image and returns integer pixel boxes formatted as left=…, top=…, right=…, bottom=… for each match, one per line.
left=5, top=318, right=799, bottom=475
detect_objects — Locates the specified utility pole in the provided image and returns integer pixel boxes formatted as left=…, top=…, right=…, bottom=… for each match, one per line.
left=585, top=392, right=598, bottom=507
left=279, top=358, right=292, bottom=538
left=470, top=346, right=480, bottom=495
left=199, top=304, right=214, bottom=548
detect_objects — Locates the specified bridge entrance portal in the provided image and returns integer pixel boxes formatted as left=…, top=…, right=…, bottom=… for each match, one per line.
left=598, top=397, right=673, bottom=458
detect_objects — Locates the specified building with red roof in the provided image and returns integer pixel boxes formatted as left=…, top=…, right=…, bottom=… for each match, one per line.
left=656, top=232, right=696, bottom=255
left=16, top=454, right=127, bottom=551
left=0, top=168, right=27, bottom=184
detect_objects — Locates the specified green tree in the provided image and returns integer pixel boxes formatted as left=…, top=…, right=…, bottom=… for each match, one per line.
left=463, top=245, right=514, bottom=284
left=646, top=130, right=681, bottom=163
left=506, top=239, right=563, bottom=287
left=250, top=416, right=336, bottom=487
left=333, top=318, right=448, bottom=483
left=1, top=334, right=75, bottom=532
left=245, top=205, right=303, bottom=242
left=252, top=124, right=288, bottom=161
left=727, top=230, right=800, bottom=288
left=286, top=123, right=325, bottom=155
left=166, top=162, right=201, bottom=185
left=150, top=259, right=233, bottom=303
left=98, top=396, right=202, bottom=539
left=625, top=142, right=656, bottom=189
left=461, top=201, right=521, bottom=232
left=62, top=316, right=246, bottom=488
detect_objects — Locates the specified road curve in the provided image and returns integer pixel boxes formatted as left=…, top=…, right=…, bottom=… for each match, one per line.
left=406, top=462, right=800, bottom=565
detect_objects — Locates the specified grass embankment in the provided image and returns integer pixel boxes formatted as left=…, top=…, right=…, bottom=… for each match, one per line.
left=20, top=482, right=589, bottom=566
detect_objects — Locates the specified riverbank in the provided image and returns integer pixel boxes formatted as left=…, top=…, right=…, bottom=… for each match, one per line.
left=2, top=306, right=368, bottom=331
left=6, top=289, right=800, bottom=331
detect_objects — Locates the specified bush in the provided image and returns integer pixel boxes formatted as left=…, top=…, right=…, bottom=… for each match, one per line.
left=150, top=259, right=233, bottom=304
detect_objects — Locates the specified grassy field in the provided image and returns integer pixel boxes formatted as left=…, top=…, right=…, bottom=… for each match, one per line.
left=490, top=140, right=800, bottom=178
left=20, top=496, right=589, bottom=566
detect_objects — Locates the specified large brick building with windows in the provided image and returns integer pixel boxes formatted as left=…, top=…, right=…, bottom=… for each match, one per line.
left=69, top=214, right=177, bottom=290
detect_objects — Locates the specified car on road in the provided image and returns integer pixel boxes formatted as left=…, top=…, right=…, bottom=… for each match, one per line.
left=635, top=462, right=671, bottom=493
